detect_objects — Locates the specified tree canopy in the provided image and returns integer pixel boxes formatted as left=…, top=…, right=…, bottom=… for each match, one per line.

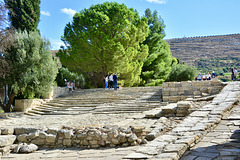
left=58, top=2, right=149, bottom=87
left=0, top=30, right=58, bottom=112
left=141, top=8, right=173, bottom=86
left=4, top=0, right=40, bottom=31
left=166, top=63, right=198, bottom=82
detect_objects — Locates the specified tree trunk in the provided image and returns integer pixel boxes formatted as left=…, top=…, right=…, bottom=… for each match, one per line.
left=2, top=89, right=21, bottom=112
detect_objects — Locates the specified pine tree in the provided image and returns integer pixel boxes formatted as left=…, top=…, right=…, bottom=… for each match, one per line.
left=141, top=9, right=173, bottom=86
left=59, top=2, right=149, bottom=87
left=4, top=0, right=40, bottom=31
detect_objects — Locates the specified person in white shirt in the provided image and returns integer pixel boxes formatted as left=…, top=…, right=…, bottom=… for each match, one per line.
left=202, top=73, right=206, bottom=80
left=109, top=73, right=114, bottom=90
left=234, top=68, right=238, bottom=81
left=206, top=72, right=211, bottom=80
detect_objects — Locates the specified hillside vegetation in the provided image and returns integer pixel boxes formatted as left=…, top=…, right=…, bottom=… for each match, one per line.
left=166, top=34, right=240, bottom=76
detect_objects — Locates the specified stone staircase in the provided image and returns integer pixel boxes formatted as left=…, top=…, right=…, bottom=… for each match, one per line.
left=25, top=87, right=164, bottom=116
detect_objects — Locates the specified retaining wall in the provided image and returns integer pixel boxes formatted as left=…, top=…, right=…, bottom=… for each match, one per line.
left=14, top=87, right=68, bottom=112
left=162, top=80, right=226, bottom=102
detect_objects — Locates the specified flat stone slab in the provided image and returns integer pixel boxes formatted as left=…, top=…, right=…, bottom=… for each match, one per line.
left=189, top=111, right=210, bottom=117
left=123, top=152, right=151, bottom=159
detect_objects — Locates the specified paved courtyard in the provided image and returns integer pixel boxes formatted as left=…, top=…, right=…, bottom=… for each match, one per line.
left=1, top=82, right=240, bottom=160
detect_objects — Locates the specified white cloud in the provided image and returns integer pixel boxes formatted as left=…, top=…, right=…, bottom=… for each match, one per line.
left=40, top=11, right=50, bottom=16
left=146, top=0, right=167, bottom=4
left=50, top=39, right=66, bottom=50
left=60, top=8, right=76, bottom=17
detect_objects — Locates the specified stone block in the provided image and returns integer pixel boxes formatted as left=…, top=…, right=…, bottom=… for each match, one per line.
left=46, top=134, right=56, bottom=143
left=0, top=146, right=11, bottom=155
left=31, top=137, right=45, bottom=145
left=17, top=134, right=28, bottom=143
left=27, top=131, right=39, bottom=139
left=39, top=131, right=48, bottom=139
left=163, top=143, right=188, bottom=156
left=193, top=91, right=201, bottom=96
left=177, top=101, right=192, bottom=109
left=168, top=96, right=181, bottom=103
left=63, top=139, right=72, bottom=147
left=1, top=127, right=14, bottom=135
left=162, top=82, right=169, bottom=88
left=18, top=143, right=38, bottom=153
left=155, top=152, right=179, bottom=160
left=180, top=81, right=192, bottom=87
left=14, top=127, right=38, bottom=135
left=0, top=135, right=16, bottom=147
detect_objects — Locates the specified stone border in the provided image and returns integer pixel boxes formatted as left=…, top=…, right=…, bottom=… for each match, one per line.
left=124, top=82, right=240, bottom=159
left=0, top=125, right=147, bottom=156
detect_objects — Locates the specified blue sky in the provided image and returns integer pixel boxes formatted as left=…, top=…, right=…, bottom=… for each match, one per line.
left=39, top=0, right=240, bottom=50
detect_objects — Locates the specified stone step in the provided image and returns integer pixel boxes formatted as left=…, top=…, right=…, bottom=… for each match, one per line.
left=27, top=109, right=45, bottom=115
left=24, top=112, right=40, bottom=116
left=32, top=107, right=53, bottom=112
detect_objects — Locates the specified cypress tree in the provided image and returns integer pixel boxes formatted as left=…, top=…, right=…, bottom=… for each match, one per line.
left=141, top=9, right=173, bottom=86
left=4, top=0, right=40, bottom=31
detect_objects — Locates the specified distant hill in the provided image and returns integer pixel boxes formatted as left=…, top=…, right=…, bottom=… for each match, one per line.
left=166, top=34, right=240, bottom=69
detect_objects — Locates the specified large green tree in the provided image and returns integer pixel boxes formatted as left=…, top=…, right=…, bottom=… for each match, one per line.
left=4, top=0, right=40, bottom=31
left=141, top=9, right=173, bottom=86
left=0, top=30, right=58, bottom=112
left=58, top=2, right=149, bottom=87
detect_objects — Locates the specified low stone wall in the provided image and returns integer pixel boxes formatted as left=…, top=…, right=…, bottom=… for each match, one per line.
left=0, top=126, right=146, bottom=155
left=14, top=87, right=68, bottom=112
left=162, top=80, right=226, bottom=102
left=14, top=99, right=45, bottom=112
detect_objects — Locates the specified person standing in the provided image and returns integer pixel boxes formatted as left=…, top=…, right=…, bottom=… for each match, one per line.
left=197, top=72, right=202, bottom=81
left=206, top=72, right=211, bottom=80
left=105, top=75, right=109, bottom=90
left=231, top=68, right=234, bottom=82
left=211, top=71, right=216, bottom=78
left=202, top=73, right=206, bottom=81
left=109, top=73, right=114, bottom=90
left=234, top=68, right=238, bottom=81
left=113, top=73, right=118, bottom=90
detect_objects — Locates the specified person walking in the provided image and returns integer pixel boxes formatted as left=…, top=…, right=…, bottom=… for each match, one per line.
left=113, top=73, right=118, bottom=90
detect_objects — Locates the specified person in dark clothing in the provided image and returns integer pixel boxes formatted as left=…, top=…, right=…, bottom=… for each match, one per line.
left=113, top=73, right=118, bottom=90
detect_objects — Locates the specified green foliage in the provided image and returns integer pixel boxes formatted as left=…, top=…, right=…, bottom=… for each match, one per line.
left=58, top=2, right=149, bottom=87
left=5, top=0, right=40, bottom=31
left=141, top=9, right=173, bottom=86
left=56, top=67, right=85, bottom=88
left=166, top=64, right=198, bottom=82
left=2, top=30, right=58, bottom=111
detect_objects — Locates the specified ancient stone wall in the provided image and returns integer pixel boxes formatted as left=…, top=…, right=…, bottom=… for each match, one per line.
left=0, top=126, right=146, bottom=155
left=162, top=80, right=226, bottom=102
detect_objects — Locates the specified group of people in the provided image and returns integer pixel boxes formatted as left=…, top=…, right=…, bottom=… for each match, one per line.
left=65, top=79, right=74, bottom=92
left=105, top=73, right=118, bottom=90
left=196, top=71, right=216, bottom=81
left=231, top=68, right=238, bottom=82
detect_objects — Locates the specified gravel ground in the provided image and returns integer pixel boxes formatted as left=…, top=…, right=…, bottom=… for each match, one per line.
left=0, top=113, right=138, bottom=129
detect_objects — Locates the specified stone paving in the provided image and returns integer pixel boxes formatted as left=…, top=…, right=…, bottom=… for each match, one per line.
left=181, top=105, right=240, bottom=160
left=1, top=82, right=240, bottom=160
